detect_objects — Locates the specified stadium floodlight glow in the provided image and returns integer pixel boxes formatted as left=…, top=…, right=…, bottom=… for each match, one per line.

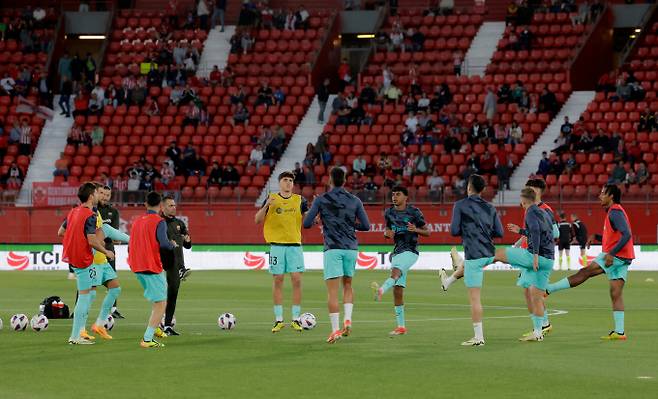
left=630, top=34, right=637, bottom=39
left=79, top=35, right=106, bottom=40
left=357, top=34, right=375, bottom=39
left=634, top=28, right=641, bottom=33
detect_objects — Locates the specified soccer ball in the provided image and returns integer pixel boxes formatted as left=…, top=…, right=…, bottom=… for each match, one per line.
left=103, top=315, right=115, bottom=331
left=30, top=315, right=49, bottom=332
left=218, top=313, right=236, bottom=330
left=159, top=315, right=176, bottom=329
left=10, top=314, right=29, bottom=331
left=299, top=313, right=317, bottom=330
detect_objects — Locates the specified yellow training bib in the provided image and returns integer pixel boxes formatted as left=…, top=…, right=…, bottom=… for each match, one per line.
left=263, top=193, right=303, bottom=244
left=93, top=210, right=108, bottom=264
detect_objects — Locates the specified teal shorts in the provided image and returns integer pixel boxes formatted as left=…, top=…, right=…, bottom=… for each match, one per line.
left=464, top=257, right=494, bottom=288
left=269, top=245, right=305, bottom=275
left=323, top=249, right=358, bottom=280
left=506, top=247, right=554, bottom=290
left=73, top=266, right=96, bottom=291
left=135, top=272, right=167, bottom=302
left=391, top=251, right=419, bottom=288
left=92, top=262, right=118, bottom=286
left=592, top=252, right=631, bottom=281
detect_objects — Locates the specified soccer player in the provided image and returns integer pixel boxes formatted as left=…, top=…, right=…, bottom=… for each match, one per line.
left=511, top=178, right=558, bottom=336
left=161, top=195, right=192, bottom=336
left=439, top=175, right=503, bottom=346
left=85, top=187, right=129, bottom=341
left=571, top=213, right=588, bottom=267
left=255, top=171, right=308, bottom=333
left=546, top=185, right=634, bottom=340
left=60, top=182, right=115, bottom=345
left=371, top=186, right=430, bottom=336
left=97, top=185, right=126, bottom=319
left=503, top=188, right=556, bottom=341
left=557, top=211, right=572, bottom=270
left=127, top=191, right=176, bottom=348
left=303, top=167, right=370, bottom=344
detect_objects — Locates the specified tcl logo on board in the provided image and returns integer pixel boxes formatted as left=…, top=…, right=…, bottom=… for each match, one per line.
left=4, top=251, right=63, bottom=270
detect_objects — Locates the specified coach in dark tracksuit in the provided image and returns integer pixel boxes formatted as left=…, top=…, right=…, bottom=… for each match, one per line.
left=160, top=196, right=192, bottom=336
left=97, top=185, right=123, bottom=318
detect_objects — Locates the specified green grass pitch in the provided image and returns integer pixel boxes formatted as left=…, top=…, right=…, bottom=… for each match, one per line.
left=1, top=270, right=657, bottom=398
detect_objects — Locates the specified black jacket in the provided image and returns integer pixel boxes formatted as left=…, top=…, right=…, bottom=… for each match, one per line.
left=160, top=216, right=192, bottom=270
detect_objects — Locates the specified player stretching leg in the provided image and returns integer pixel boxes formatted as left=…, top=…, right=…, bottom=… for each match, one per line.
left=440, top=175, right=503, bottom=346
left=546, top=185, right=634, bottom=340
left=255, top=171, right=308, bottom=333
left=303, top=168, right=370, bottom=344
left=510, top=179, right=558, bottom=337
left=371, top=186, right=430, bottom=336
left=89, top=219, right=129, bottom=340
left=60, top=182, right=115, bottom=345
left=128, top=192, right=176, bottom=348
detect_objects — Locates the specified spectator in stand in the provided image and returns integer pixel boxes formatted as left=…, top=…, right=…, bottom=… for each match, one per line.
left=351, top=172, right=364, bottom=191
left=518, top=26, right=532, bottom=51
left=58, top=76, right=73, bottom=117
left=222, top=164, right=240, bottom=186
left=232, top=103, right=250, bottom=126
left=389, top=28, right=404, bottom=52
left=182, top=103, right=201, bottom=127
left=608, top=160, right=627, bottom=184
left=537, top=151, right=550, bottom=178
left=146, top=97, right=160, bottom=116
left=383, top=83, right=402, bottom=105
left=303, top=166, right=315, bottom=186
left=591, top=128, right=609, bottom=153
left=160, top=160, right=175, bottom=186
left=240, top=31, right=254, bottom=54
left=0, top=73, right=16, bottom=97
left=564, top=154, right=577, bottom=177
left=67, top=123, right=83, bottom=146
left=452, top=50, right=463, bottom=76
left=409, top=27, right=425, bottom=52
left=495, top=145, right=511, bottom=190
left=255, top=82, right=274, bottom=107
left=479, top=152, right=496, bottom=175
left=190, top=154, right=207, bottom=176
left=166, top=141, right=182, bottom=172
left=84, top=53, right=96, bottom=83
left=483, top=88, right=497, bottom=123
left=636, top=162, right=649, bottom=186
left=364, top=176, right=378, bottom=192
left=208, top=161, right=222, bottom=186
left=539, top=88, right=558, bottom=116
left=552, top=131, right=569, bottom=155
left=91, top=125, right=104, bottom=146
left=508, top=121, right=523, bottom=145
left=506, top=1, right=518, bottom=25
left=353, top=155, right=366, bottom=175
left=19, top=120, right=31, bottom=156
left=249, top=144, right=264, bottom=168
left=337, top=58, right=351, bottom=91
left=197, top=0, right=210, bottom=30
left=316, top=78, right=330, bottom=123
left=209, top=65, right=221, bottom=86
left=295, top=5, right=310, bottom=30
left=427, top=170, right=445, bottom=200
left=415, top=151, right=433, bottom=175
left=8, top=121, right=21, bottom=145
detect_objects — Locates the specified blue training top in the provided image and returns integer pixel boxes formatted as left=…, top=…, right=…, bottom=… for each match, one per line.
left=385, top=205, right=426, bottom=255
left=450, top=195, right=503, bottom=260
left=303, top=187, right=371, bottom=251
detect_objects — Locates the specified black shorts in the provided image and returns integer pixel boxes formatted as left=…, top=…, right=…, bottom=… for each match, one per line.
left=577, top=240, right=587, bottom=250
left=558, top=241, right=570, bottom=250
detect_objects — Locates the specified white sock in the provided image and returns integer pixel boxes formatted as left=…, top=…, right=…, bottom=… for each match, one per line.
left=445, top=275, right=457, bottom=288
left=534, top=328, right=542, bottom=338
left=329, top=313, right=340, bottom=332
left=111, top=306, right=116, bottom=313
left=343, top=303, right=353, bottom=323
left=473, top=322, right=484, bottom=341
